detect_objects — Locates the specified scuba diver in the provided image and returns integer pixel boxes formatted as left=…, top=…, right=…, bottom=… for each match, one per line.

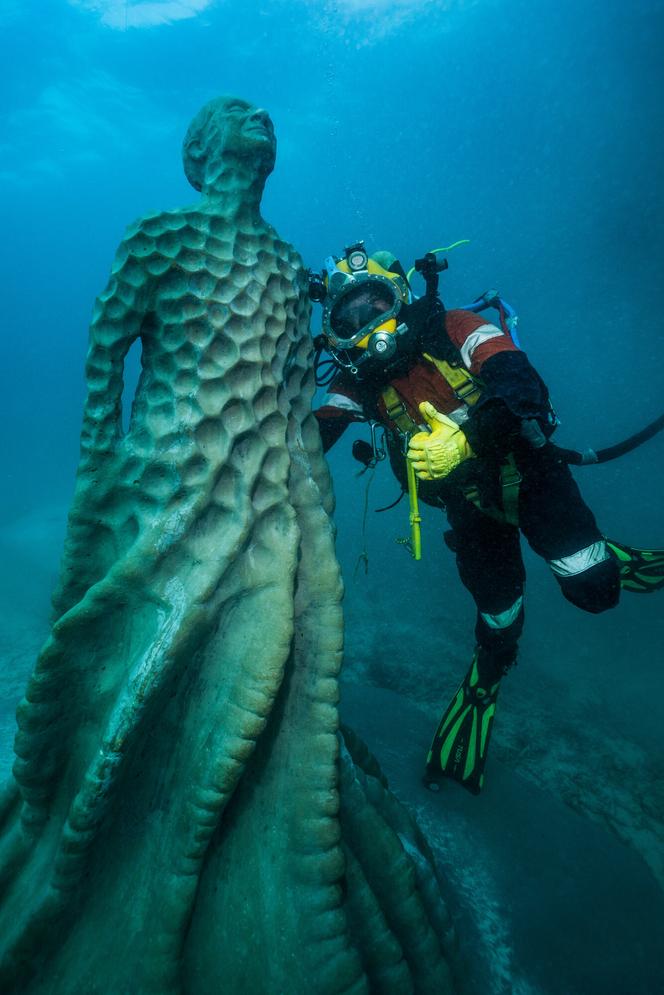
left=310, top=241, right=664, bottom=795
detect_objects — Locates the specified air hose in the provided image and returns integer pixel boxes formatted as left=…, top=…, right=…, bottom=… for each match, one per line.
left=553, top=412, right=664, bottom=466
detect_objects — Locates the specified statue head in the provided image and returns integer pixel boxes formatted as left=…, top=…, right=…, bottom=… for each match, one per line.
left=182, top=96, right=277, bottom=193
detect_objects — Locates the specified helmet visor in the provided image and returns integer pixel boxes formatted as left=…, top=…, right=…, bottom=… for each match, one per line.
left=328, top=281, right=398, bottom=347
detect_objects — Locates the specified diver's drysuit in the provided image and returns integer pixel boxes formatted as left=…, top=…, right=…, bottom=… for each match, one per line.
left=315, top=303, right=620, bottom=684
left=310, top=242, right=664, bottom=794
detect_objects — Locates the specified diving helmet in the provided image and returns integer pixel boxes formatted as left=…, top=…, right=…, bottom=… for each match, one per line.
left=310, top=242, right=412, bottom=376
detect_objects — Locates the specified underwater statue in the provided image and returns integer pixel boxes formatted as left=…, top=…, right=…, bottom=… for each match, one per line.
left=0, top=97, right=457, bottom=994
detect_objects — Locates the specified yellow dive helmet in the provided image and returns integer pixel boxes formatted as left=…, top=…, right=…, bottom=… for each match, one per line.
left=318, top=242, right=411, bottom=362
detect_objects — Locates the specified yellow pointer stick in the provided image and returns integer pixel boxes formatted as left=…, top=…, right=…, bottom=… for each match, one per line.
left=406, top=457, right=422, bottom=560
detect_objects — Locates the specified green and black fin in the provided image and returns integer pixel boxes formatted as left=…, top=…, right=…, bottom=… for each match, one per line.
left=607, top=539, right=664, bottom=594
left=424, top=653, right=500, bottom=795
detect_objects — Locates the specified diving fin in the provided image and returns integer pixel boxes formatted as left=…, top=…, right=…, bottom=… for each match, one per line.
left=424, top=652, right=500, bottom=795
left=607, top=539, right=664, bottom=594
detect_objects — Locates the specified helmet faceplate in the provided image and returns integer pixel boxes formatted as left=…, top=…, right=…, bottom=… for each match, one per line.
left=322, top=257, right=410, bottom=351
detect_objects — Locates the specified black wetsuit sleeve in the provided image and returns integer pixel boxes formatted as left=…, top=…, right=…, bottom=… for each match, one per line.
left=462, top=351, right=552, bottom=456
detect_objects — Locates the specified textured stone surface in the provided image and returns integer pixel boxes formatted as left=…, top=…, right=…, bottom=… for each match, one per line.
left=0, top=98, right=457, bottom=994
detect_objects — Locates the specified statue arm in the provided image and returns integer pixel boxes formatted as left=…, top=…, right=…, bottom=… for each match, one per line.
left=79, top=233, right=154, bottom=462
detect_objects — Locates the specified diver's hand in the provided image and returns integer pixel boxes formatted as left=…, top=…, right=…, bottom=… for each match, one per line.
left=407, top=401, right=475, bottom=480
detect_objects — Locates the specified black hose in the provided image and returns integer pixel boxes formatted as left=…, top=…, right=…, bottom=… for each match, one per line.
left=554, top=412, right=664, bottom=466
left=595, top=412, right=664, bottom=463
left=375, top=490, right=406, bottom=513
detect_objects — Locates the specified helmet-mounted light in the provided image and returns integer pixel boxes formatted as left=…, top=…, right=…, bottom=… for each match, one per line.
left=345, top=241, right=368, bottom=272
left=307, top=269, right=326, bottom=303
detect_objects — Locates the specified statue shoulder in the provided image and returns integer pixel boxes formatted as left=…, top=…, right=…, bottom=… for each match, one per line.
left=109, top=207, right=193, bottom=280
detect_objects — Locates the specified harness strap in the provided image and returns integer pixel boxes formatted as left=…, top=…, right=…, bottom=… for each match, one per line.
left=381, top=385, right=420, bottom=437
left=499, top=454, right=522, bottom=526
left=460, top=455, right=522, bottom=526
left=423, top=353, right=483, bottom=406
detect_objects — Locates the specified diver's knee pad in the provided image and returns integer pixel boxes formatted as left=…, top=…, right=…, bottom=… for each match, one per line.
left=553, top=551, right=621, bottom=614
left=475, top=596, right=525, bottom=678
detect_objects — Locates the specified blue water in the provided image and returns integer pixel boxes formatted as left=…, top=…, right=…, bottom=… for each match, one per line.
left=2, top=2, right=664, bottom=992
left=3, top=1, right=664, bottom=519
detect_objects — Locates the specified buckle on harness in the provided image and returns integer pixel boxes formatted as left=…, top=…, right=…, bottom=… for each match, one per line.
left=454, top=379, right=482, bottom=404
left=385, top=397, right=408, bottom=421
left=382, top=389, right=420, bottom=452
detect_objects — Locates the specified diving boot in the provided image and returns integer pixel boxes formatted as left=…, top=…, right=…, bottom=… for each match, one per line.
left=424, top=651, right=501, bottom=795
left=607, top=539, right=664, bottom=594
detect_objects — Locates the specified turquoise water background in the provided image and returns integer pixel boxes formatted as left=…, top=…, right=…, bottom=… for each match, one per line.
left=1, top=3, right=663, bottom=992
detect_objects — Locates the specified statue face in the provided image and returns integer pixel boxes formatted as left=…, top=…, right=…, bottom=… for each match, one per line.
left=213, top=98, right=276, bottom=165
left=182, top=95, right=277, bottom=191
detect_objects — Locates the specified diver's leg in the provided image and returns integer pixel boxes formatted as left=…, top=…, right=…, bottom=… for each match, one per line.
left=517, top=449, right=620, bottom=613
left=425, top=497, right=524, bottom=794
left=446, top=495, right=526, bottom=681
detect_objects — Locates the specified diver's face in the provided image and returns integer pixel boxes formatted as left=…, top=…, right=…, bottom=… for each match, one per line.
left=215, top=99, right=276, bottom=163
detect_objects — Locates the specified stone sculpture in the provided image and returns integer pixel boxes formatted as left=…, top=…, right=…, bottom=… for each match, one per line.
left=0, top=97, right=457, bottom=994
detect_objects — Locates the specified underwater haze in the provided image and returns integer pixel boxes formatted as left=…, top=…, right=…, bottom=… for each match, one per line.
left=2, top=1, right=664, bottom=993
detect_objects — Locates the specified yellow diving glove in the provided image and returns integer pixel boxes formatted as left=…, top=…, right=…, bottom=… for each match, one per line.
left=407, top=401, right=475, bottom=481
